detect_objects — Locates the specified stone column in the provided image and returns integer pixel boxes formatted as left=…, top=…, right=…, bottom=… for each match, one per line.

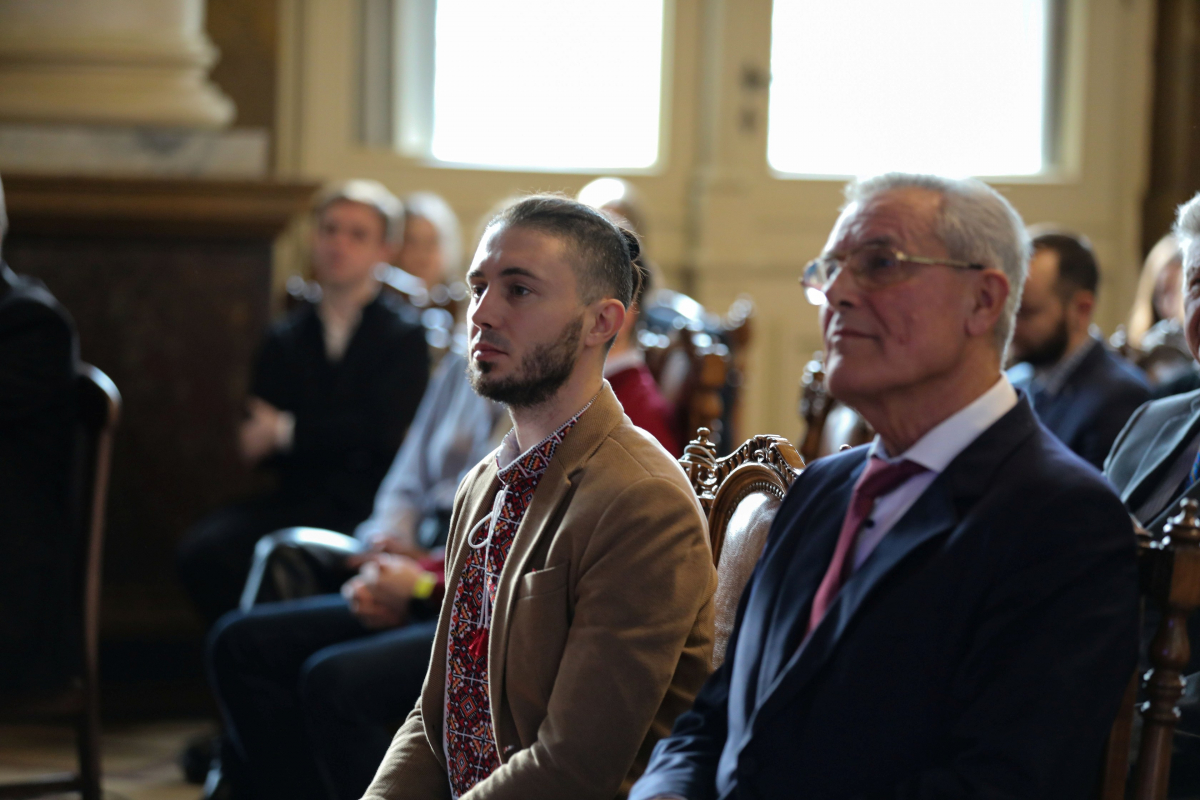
left=0, top=0, right=234, bottom=129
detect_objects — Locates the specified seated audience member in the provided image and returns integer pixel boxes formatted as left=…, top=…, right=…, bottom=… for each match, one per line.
left=1130, top=235, right=1197, bottom=394
left=1007, top=231, right=1149, bottom=468
left=177, top=180, right=430, bottom=624
left=1107, top=196, right=1200, bottom=532
left=604, top=267, right=682, bottom=456
left=361, top=195, right=716, bottom=800
left=1128, top=233, right=1186, bottom=353
left=0, top=174, right=80, bottom=693
left=396, top=191, right=463, bottom=290
left=207, top=347, right=502, bottom=800
left=1106, top=191, right=1200, bottom=793
left=631, top=174, right=1138, bottom=800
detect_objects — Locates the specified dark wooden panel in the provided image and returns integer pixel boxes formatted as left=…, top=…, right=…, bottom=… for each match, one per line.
left=4, top=234, right=273, bottom=637
left=1142, top=0, right=1200, bottom=253
left=3, top=176, right=317, bottom=655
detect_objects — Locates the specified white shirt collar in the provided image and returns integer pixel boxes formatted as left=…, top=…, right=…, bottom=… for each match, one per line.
left=870, top=376, right=1018, bottom=474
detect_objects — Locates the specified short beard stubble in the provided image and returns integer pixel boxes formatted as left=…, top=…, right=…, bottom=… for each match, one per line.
left=1020, top=314, right=1071, bottom=368
left=468, top=314, right=583, bottom=408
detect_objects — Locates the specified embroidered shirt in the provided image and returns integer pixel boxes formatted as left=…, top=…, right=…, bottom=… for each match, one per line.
left=443, top=400, right=592, bottom=798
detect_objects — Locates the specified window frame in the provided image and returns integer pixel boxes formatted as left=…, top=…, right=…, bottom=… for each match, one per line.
left=358, top=0, right=677, bottom=175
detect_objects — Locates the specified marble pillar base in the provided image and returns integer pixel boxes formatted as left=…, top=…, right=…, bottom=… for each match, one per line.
left=0, top=123, right=268, bottom=178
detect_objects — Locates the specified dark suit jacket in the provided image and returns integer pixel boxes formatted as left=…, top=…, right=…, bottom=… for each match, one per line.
left=250, top=292, right=429, bottom=525
left=631, top=397, right=1138, bottom=800
left=1104, top=387, right=1200, bottom=524
left=0, top=262, right=79, bottom=691
left=1010, top=343, right=1150, bottom=469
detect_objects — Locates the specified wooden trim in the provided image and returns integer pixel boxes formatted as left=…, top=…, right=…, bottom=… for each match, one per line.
left=3, top=174, right=319, bottom=238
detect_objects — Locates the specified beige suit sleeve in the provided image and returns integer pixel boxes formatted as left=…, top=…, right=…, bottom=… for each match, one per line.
left=361, top=706, right=450, bottom=800
left=463, top=476, right=715, bottom=800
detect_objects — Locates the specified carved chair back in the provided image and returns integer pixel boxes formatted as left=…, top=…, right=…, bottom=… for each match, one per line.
left=680, top=428, right=804, bottom=668
left=798, top=351, right=873, bottom=463
left=643, top=292, right=753, bottom=454
left=1100, top=499, right=1200, bottom=800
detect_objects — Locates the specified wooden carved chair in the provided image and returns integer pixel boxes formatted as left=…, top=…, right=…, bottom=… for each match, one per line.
left=798, top=351, right=873, bottom=463
left=644, top=293, right=753, bottom=454
left=680, top=428, right=804, bottom=667
left=1101, top=499, right=1200, bottom=800
left=0, top=364, right=121, bottom=800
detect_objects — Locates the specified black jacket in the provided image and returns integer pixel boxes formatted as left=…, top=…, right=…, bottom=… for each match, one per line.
left=0, top=262, right=79, bottom=691
left=631, top=398, right=1138, bottom=800
left=1010, top=342, right=1150, bottom=469
left=250, top=292, right=429, bottom=525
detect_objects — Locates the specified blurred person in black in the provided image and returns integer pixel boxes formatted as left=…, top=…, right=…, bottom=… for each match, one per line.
left=177, top=180, right=430, bottom=625
left=0, top=172, right=80, bottom=692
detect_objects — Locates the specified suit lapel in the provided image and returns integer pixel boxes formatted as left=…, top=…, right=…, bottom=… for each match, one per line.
left=485, top=382, right=624, bottom=728
left=1121, top=398, right=1200, bottom=507
left=486, top=461, right=574, bottom=722
left=752, top=477, right=958, bottom=725
left=748, top=461, right=864, bottom=711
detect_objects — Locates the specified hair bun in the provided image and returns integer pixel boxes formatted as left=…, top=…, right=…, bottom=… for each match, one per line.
left=617, top=226, right=641, bottom=263
left=617, top=225, right=647, bottom=306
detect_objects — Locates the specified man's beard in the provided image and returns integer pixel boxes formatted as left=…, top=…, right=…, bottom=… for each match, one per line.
left=1020, top=315, right=1071, bottom=368
left=468, top=315, right=582, bottom=408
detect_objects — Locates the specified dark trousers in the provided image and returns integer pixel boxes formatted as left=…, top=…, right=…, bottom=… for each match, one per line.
left=177, top=494, right=358, bottom=624
left=208, top=594, right=437, bottom=800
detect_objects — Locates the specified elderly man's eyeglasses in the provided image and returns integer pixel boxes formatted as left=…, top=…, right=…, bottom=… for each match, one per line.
left=800, top=245, right=986, bottom=305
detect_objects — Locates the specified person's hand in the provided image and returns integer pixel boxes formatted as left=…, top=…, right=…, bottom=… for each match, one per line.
left=342, top=574, right=405, bottom=629
left=363, top=553, right=426, bottom=609
left=239, top=398, right=289, bottom=464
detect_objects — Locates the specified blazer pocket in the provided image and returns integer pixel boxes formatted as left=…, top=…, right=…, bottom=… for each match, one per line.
left=516, top=563, right=569, bottom=599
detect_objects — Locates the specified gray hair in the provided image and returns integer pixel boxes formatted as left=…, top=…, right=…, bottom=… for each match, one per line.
left=404, top=191, right=463, bottom=277
left=313, top=179, right=405, bottom=244
left=1173, top=192, right=1200, bottom=281
left=844, top=173, right=1030, bottom=359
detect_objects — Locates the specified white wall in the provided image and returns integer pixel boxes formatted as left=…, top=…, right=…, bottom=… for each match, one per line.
left=274, top=0, right=1157, bottom=442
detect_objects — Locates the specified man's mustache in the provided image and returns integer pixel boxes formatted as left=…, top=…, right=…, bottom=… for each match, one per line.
left=472, top=330, right=511, bottom=351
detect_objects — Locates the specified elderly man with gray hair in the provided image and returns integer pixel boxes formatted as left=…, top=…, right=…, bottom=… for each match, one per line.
left=1106, top=191, right=1200, bottom=795
left=631, top=173, right=1138, bottom=800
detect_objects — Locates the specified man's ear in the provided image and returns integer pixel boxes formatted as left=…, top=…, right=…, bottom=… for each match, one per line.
left=586, top=299, right=627, bottom=349
left=1070, top=289, right=1096, bottom=327
left=966, top=270, right=1011, bottom=339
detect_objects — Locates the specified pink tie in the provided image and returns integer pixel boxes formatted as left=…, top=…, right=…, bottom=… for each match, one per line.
left=806, top=457, right=928, bottom=634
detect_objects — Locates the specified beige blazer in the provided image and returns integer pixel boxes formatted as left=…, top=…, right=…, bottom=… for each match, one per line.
left=362, top=382, right=717, bottom=800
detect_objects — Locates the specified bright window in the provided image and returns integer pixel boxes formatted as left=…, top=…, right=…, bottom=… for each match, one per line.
left=428, top=0, right=666, bottom=171
left=767, top=0, right=1051, bottom=178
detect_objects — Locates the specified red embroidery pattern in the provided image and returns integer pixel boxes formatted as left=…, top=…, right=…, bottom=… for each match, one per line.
left=443, top=410, right=586, bottom=798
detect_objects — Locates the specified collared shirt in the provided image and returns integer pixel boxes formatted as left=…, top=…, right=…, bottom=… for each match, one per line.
left=1032, top=334, right=1099, bottom=398
left=443, top=399, right=593, bottom=799
left=353, top=350, right=504, bottom=548
left=853, top=377, right=1018, bottom=571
